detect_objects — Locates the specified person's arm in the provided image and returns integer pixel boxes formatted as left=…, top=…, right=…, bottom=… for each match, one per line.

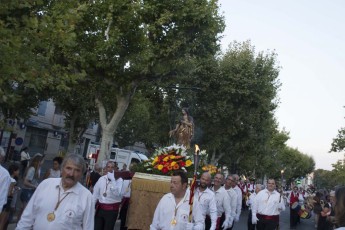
left=0, top=175, right=11, bottom=210
left=235, top=189, right=242, bottom=221
left=82, top=192, right=95, bottom=230
left=16, top=182, right=41, bottom=229
left=223, top=192, right=233, bottom=228
left=251, top=193, right=259, bottom=224
left=278, top=193, right=285, bottom=211
left=23, top=168, right=37, bottom=189
left=92, top=178, right=101, bottom=204
left=150, top=198, right=164, bottom=230
left=209, top=194, right=218, bottom=230
left=229, top=191, right=237, bottom=220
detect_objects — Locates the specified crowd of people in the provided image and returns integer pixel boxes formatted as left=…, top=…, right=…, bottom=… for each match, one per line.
left=1, top=145, right=345, bottom=230
left=150, top=171, right=345, bottom=230
left=0, top=146, right=133, bottom=230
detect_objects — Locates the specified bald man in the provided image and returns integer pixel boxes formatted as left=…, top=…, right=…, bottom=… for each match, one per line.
left=194, top=172, right=217, bottom=230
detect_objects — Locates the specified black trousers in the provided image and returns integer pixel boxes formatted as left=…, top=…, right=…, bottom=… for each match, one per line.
left=290, top=208, right=299, bottom=228
left=205, top=214, right=230, bottom=230
left=248, top=210, right=256, bottom=230
left=256, top=218, right=278, bottom=230
left=119, top=200, right=129, bottom=230
left=94, top=209, right=118, bottom=230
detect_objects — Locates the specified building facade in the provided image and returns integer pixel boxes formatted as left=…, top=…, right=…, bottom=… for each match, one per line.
left=0, top=99, right=99, bottom=160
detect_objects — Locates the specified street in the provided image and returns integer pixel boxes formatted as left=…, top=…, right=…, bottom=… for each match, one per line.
left=8, top=206, right=316, bottom=230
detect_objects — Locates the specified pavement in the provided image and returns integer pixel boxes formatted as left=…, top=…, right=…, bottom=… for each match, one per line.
left=7, top=207, right=317, bottom=230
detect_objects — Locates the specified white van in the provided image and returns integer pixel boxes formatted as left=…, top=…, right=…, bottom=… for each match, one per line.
left=86, top=143, right=148, bottom=170
left=109, top=148, right=148, bottom=170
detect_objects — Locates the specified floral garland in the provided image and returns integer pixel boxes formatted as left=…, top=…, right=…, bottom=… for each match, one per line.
left=144, top=144, right=193, bottom=175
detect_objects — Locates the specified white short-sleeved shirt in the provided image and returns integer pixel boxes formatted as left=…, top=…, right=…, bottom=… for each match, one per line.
left=21, top=151, right=30, bottom=161
left=16, top=178, right=94, bottom=230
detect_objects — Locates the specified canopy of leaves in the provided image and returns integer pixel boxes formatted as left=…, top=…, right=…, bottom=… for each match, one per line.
left=330, top=127, right=345, bottom=153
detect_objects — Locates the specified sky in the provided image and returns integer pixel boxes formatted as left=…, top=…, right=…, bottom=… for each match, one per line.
left=218, top=0, right=345, bottom=170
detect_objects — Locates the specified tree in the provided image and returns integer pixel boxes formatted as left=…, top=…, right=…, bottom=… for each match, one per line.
left=0, top=1, right=81, bottom=123
left=42, top=0, right=225, bottom=163
left=330, top=127, right=345, bottom=153
left=188, top=41, right=281, bottom=174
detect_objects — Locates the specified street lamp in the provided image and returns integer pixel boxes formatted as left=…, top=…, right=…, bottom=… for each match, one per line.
left=281, top=169, right=285, bottom=188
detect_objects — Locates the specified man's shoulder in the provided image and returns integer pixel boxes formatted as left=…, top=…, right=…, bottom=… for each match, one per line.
left=205, top=188, right=215, bottom=196
left=76, top=182, right=92, bottom=195
left=159, top=193, right=174, bottom=202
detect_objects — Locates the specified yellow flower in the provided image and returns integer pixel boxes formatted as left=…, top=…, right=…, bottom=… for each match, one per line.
left=171, top=161, right=176, bottom=166
left=170, top=155, right=176, bottom=160
left=163, top=157, right=169, bottom=162
left=185, top=160, right=192, bottom=167
left=157, top=164, right=163, bottom=170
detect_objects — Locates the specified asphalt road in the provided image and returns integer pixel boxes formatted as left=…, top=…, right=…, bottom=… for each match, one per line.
left=8, top=207, right=316, bottom=230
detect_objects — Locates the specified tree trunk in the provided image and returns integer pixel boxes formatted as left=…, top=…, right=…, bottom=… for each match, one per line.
left=67, top=113, right=77, bottom=154
left=96, top=89, right=134, bottom=164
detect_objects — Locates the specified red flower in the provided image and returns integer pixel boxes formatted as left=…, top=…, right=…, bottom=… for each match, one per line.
left=162, top=167, right=168, bottom=174
left=179, top=161, right=186, bottom=167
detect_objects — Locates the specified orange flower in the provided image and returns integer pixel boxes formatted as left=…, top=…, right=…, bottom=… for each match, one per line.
left=168, top=165, right=173, bottom=170
left=173, top=164, right=180, bottom=170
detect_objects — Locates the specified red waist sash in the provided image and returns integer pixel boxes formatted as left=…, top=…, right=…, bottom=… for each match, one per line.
left=257, top=213, right=279, bottom=222
left=97, top=202, right=121, bottom=211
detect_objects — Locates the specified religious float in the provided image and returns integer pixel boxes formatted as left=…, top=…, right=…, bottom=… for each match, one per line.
left=126, top=144, right=215, bottom=230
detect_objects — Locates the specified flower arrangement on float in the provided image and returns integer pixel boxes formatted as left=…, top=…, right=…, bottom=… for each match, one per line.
left=143, top=144, right=194, bottom=175
left=202, top=164, right=219, bottom=175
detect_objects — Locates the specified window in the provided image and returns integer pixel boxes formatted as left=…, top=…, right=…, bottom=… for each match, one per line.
left=54, top=105, right=63, bottom=115
left=37, top=101, right=47, bottom=116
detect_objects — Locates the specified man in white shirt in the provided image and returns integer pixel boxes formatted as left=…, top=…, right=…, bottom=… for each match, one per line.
left=0, top=147, right=11, bottom=212
left=194, top=172, right=217, bottom=230
left=16, top=154, right=94, bottom=230
left=224, top=175, right=238, bottom=230
left=210, top=173, right=232, bottom=229
left=232, top=174, right=242, bottom=223
left=246, top=184, right=263, bottom=230
left=251, top=179, right=285, bottom=230
left=150, top=170, right=204, bottom=230
left=93, top=161, right=123, bottom=230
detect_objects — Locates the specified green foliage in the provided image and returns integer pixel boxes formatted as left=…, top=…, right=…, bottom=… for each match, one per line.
left=115, top=88, right=170, bottom=148
left=314, top=161, right=345, bottom=189
left=188, top=41, right=281, bottom=173
left=330, top=127, right=345, bottom=153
